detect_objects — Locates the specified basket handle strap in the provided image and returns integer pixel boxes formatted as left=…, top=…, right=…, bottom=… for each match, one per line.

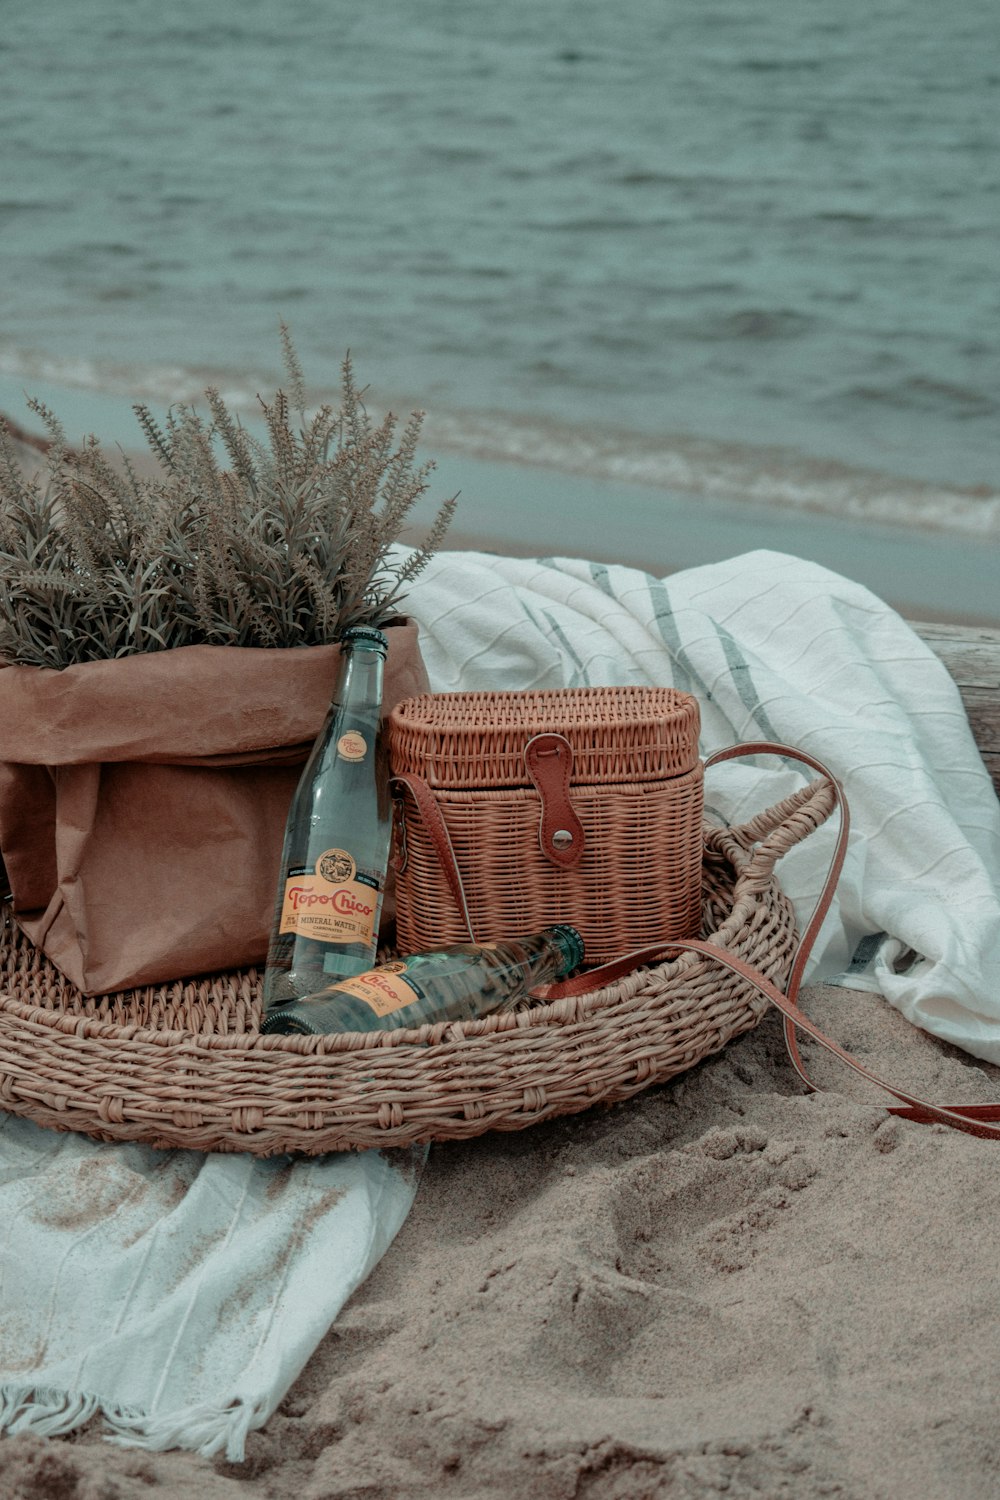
left=701, top=741, right=849, bottom=1011
left=391, top=772, right=477, bottom=941
left=546, top=741, right=1000, bottom=1141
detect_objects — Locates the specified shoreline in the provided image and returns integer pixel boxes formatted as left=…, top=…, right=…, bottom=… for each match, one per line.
left=3, top=383, right=998, bottom=630
left=420, top=450, right=1000, bottom=630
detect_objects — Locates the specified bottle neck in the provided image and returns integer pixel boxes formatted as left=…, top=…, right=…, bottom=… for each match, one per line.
left=515, top=925, right=585, bottom=985
left=334, top=642, right=386, bottom=720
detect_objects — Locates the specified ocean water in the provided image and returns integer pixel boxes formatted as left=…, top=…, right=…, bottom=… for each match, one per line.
left=1, top=0, right=998, bottom=550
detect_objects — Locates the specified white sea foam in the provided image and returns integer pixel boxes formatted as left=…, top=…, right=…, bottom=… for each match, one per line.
left=421, top=408, right=1000, bottom=541
left=0, top=346, right=258, bottom=414
left=2, top=344, right=998, bottom=542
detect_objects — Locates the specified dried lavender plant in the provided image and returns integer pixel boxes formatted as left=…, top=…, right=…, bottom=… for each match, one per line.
left=0, top=331, right=457, bottom=668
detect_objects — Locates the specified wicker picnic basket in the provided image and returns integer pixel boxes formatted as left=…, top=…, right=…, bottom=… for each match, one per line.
left=390, top=686, right=705, bottom=962
left=0, top=756, right=837, bottom=1156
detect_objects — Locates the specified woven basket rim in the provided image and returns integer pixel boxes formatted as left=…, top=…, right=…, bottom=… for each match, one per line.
left=0, top=824, right=767, bottom=1054
left=0, top=917, right=715, bottom=1052
left=0, top=777, right=836, bottom=1153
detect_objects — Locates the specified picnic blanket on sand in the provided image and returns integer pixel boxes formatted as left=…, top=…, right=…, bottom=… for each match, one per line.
left=2, top=547, right=999, bottom=1461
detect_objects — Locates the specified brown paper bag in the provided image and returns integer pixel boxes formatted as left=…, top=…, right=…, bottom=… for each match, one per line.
left=0, top=621, right=427, bottom=994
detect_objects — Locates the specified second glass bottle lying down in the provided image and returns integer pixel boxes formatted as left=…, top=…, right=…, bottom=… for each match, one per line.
left=261, top=925, right=585, bottom=1035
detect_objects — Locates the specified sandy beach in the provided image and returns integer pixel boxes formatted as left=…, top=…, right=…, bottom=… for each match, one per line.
left=3, top=411, right=1000, bottom=1498
left=3, top=980, right=1000, bottom=1499
left=5, top=1, right=999, bottom=1485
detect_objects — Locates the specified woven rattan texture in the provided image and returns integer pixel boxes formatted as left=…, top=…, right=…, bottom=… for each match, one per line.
left=0, top=777, right=833, bottom=1156
left=389, top=686, right=700, bottom=789
left=394, top=766, right=705, bottom=962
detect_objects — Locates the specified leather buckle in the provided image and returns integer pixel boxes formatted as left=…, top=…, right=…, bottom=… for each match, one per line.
left=524, top=733, right=585, bottom=869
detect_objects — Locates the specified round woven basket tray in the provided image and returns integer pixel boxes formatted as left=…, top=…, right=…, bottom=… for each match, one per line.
left=0, top=777, right=835, bottom=1156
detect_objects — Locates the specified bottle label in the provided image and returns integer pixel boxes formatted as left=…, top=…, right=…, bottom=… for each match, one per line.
left=278, top=849, right=380, bottom=946
left=322, top=961, right=428, bottom=1018
left=337, top=731, right=367, bottom=762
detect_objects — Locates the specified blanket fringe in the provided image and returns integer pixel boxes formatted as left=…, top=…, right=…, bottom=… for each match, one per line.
left=0, top=1383, right=263, bottom=1462
left=0, top=1384, right=103, bottom=1438
left=104, top=1396, right=264, bottom=1462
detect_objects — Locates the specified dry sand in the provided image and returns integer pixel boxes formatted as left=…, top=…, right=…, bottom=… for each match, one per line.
left=4, top=410, right=999, bottom=1493
left=3, top=981, right=1000, bottom=1500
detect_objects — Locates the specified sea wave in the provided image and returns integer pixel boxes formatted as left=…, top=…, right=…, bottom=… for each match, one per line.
left=2, top=343, right=998, bottom=541
left=0, top=345, right=260, bottom=414
left=421, top=408, right=1000, bottom=540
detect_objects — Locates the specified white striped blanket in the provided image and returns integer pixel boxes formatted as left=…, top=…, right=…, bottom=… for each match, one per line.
left=405, top=546, right=1000, bottom=1055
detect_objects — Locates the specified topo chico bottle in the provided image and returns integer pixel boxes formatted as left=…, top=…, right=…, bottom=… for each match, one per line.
left=260, top=924, right=585, bottom=1035
left=262, top=626, right=392, bottom=1010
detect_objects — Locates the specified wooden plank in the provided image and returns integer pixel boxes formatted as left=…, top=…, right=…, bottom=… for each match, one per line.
left=912, top=621, right=1000, bottom=797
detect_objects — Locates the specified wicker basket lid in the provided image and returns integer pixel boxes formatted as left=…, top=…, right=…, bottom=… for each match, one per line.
left=388, top=686, right=700, bottom=789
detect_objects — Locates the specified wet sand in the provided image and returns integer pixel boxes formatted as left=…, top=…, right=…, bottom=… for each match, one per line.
left=422, top=450, right=1000, bottom=630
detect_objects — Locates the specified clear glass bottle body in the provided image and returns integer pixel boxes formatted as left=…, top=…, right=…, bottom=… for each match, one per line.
left=260, top=924, right=585, bottom=1035
left=262, top=628, right=392, bottom=1010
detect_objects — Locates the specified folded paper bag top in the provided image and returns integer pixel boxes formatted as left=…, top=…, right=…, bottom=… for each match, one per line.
left=0, top=640, right=421, bottom=764
left=0, top=625, right=427, bottom=995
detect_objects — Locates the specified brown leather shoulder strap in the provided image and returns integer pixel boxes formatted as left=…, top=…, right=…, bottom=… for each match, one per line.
left=398, top=740, right=1000, bottom=1140
left=391, top=772, right=475, bottom=939
left=550, top=935, right=1000, bottom=1140
left=548, top=742, right=1000, bottom=1142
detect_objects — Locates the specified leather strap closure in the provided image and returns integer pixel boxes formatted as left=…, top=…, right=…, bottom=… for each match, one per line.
left=524, top=733, right=585, bottom=869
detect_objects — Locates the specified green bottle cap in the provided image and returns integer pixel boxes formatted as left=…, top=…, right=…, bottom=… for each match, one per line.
left=546, top=924, right=585, bottom=976
left=342, top=626, right=389, bottom=654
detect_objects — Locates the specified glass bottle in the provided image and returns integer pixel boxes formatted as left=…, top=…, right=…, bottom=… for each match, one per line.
left=260, top=924, right=585, bottom=1035
left=262, top=626, right=392, bottom=1009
